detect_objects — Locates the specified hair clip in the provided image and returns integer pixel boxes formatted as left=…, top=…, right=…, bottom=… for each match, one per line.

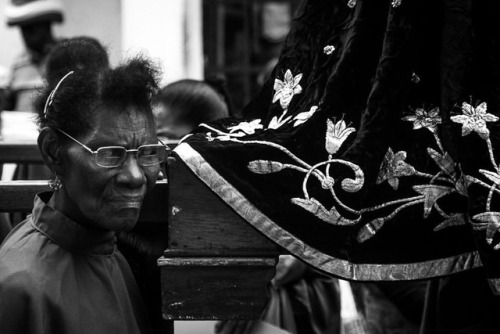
left=43, top=71, right=74, bottom=118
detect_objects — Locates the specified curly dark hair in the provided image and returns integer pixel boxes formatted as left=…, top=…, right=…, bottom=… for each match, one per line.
left=44, top=36, right=110, bottom=86
left=35, top=38, right=161, bottom=137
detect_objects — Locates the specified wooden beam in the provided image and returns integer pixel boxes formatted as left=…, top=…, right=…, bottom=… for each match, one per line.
left=167, top=157, right=279, bottom=257
left=0, top=181, right=50, bottom=212
left=0, top=143, right=43, bottom=164
left=0, top=180, right=169, bottom=214
left=159, top=257, right=277, bottom=320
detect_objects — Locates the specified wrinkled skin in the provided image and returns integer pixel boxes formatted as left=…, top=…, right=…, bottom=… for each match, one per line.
left=52, top=107, right=160, bottom=232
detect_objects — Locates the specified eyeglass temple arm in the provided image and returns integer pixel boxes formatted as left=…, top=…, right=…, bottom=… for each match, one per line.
left=158, top=137, right=171, bottom=151
left=55, top=128, right=95, bottom=154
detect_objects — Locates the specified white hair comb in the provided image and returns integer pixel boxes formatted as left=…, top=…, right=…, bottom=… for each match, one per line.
left=43, top=71, right=74, bottom=118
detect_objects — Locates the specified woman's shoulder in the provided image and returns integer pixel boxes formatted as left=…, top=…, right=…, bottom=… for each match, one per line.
left=0, top=219, right=53, bottom=282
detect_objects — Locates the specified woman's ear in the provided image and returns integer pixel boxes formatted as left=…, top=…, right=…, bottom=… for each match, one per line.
left=37, top=127, right=64, bottom=175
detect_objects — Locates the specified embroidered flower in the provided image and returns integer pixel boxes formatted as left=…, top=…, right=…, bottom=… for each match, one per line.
left=273, top=69, right=303, bottom=110
left=451, top=102, right=499, bottom=140
left=402, top=107, right=442, bottom=132
left=411, top=72, right=421, bottom=84
left=347, top=0, right=356, bottom=8
left=227, top=119, right=263, bottom=136
left=376, top=148, right=416, bottom=190
left=392, top=0, right=402, bottom=7
left=294, top=106, right=318, bottom=127
left=323, top=45, right=335, bottom=55
left=325, top=119, right=356, bottom=155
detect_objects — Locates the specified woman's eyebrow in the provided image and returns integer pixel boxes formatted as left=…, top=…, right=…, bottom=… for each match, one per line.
left=86, top=137, right=125, bottom=147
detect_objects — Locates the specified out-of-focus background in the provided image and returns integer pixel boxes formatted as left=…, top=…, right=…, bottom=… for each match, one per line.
left=0, top=0, right=303, bottom=113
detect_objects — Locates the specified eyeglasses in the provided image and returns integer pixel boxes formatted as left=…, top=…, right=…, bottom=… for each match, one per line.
left=55, top=128, right=169, bottom=168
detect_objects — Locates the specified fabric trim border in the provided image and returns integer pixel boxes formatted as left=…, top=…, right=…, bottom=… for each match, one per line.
left=174, top=143, right=483, bottom=281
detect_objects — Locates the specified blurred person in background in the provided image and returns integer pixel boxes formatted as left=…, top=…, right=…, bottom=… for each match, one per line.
left=2, top=0, right=64, bottom=112
left=1, top=0, right=65, bottom=227
left=153, top=78, right=233, bottom=140
left=2, top=0, right=67, bottom=228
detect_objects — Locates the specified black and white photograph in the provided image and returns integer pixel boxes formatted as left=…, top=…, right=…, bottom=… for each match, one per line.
left=0, top=0, right=499, bottom=333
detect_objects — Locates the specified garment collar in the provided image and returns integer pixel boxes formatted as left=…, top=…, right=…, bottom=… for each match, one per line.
left=31, top=192, right=116, bottom=256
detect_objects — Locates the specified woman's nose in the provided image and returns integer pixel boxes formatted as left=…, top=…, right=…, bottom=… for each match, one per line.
left=116, top=154, right=146, bottom=187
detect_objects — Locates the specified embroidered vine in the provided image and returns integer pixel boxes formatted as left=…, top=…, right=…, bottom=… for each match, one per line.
left=247, top=101, right=500, bottom=249
left=198, top=99, right=500, bottom=250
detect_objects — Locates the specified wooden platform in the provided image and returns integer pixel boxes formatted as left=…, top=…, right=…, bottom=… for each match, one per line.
left=160, top=157, right=279, bottom=320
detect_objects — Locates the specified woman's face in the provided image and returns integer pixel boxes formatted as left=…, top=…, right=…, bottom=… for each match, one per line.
left=56, top=106, right=160, bottom=232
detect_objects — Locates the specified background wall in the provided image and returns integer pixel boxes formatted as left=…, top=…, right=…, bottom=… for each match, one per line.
left=55, top=0, right=122, bottom=66
left=121, top=0, right=203, bottom=86
left=0, top=0, right=203, bottom=86
left=0, top=0, right=122, bottom=71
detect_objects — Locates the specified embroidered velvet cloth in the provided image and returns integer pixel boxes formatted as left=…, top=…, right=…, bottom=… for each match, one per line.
left=0, top=192, right=153, bottom=334
left=175, top=0, right=500, bottom=290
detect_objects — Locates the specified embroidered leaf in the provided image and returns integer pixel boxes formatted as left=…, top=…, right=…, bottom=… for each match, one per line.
left=388, top=177, right=399, bottom=190
left=291, top=197, right=359, bottom=226
left=248, top=160, right=285, bottom=174
left=479, top=169, right=500, bottom=186
left=472, top=212, right=500, bottom=246
left=293, top=106, right=318, bottom=127
left=434, top=213, right=466, bottom=231
left=455, top=174, right=471, bottom=196
left=357, top=218, right=386, bottom=243
left=340, top=164, right=365, bottom=193
left=227, top=119, right=263, bottom=135
left=427, top=148, right=455, bottom=176
left=413, top=185, right=455, bottom=218
left=268, top=115, right=292, bottom=130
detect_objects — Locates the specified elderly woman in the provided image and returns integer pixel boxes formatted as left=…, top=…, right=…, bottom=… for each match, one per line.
left=0, top=41, right=166, bottom=333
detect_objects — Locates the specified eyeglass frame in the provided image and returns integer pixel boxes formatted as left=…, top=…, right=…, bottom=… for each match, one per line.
left=54, top=127, right=170, bottom=168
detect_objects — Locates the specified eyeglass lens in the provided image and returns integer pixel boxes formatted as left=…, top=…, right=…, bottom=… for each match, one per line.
left=95, top=145, right=166, bottom=167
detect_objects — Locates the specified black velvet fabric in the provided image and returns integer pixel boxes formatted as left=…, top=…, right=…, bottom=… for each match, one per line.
left=177, top=0, right=500, bottom=284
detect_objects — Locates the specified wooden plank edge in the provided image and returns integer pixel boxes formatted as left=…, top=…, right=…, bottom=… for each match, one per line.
left=158, top=256, right=278, bottom=267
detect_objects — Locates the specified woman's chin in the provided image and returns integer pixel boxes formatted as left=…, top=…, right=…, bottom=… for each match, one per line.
left=107, top=208, right=141, bottom=231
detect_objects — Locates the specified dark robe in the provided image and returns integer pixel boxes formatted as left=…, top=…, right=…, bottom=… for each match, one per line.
left=0, top=192, right=153, bottom=334
left=174, top=0, right=500, bottom=332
